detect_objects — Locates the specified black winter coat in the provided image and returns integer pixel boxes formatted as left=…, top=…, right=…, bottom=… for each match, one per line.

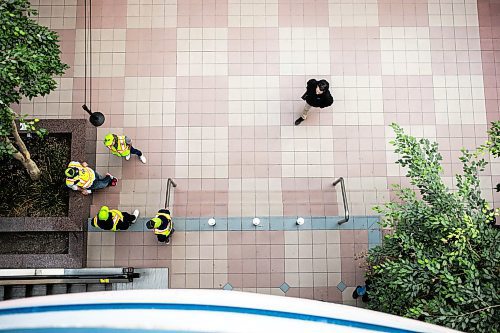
left=301, top=79, right=334, bottom=108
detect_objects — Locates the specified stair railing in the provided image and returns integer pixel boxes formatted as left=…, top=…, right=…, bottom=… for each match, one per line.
left=333, top=177, right=350, bottom=225
left=165, top=178, right=177, bottom=210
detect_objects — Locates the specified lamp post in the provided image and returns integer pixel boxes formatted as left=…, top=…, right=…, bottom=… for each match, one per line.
left=82, top=104, right=105, bottom=127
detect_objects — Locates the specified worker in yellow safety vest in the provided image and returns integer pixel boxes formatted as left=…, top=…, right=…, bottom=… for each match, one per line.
left=146, top=209, right=175, bottom=244
left=92, top=206, right=140, bottom=231
left=65, top=161, right=117, bottom=195
left=103, top=133, right=147, bottom=164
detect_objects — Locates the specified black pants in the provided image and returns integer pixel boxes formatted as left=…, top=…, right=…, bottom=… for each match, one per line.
left=116, top=212, right=136, bottom=230
left=157, top=228, right=174, bottom=243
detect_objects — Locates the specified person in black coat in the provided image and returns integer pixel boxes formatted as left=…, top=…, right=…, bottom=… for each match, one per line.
left=295, top=79, right=334, bottom=125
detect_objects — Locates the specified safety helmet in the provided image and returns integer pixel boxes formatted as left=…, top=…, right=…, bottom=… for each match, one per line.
left=98, top=206, right=110, bottom=221
left=103, top=133, right=115, bottom=146
left=65, top=167, right=79, bottom=178
left=146, top=218, right=161, bottom=229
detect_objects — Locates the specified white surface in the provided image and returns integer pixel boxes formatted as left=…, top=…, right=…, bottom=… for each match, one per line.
left=0, top=289, right=459, bottom=333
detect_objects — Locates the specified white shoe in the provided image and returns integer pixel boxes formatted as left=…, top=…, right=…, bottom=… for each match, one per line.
left=132, top=209, right=140, bottom=223
left=125, top=154, right=131, bottom=161
left=140, top=155, right=147, bottom=164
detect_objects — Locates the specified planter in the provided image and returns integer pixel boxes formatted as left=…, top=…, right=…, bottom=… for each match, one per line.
left=0, top=119, right=96, bottom=268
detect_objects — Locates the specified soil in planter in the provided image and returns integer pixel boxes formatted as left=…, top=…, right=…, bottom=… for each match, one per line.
left=0, top=134, right=71, bottom=217
left=0, top=232, right=69, bottom=254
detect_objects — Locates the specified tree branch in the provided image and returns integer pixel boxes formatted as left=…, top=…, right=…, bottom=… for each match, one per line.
left=4, top=136, right=24, bottom=163
left=10, top=118, right=30, bottom=159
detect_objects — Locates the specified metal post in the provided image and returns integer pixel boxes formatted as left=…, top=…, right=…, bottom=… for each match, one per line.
left=333, top=177, right=350, bottom=225
left=165, top=178, right=177, bottom=209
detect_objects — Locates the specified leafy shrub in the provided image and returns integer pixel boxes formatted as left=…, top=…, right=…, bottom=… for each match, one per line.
left=366, top=122, right=500, bottom=332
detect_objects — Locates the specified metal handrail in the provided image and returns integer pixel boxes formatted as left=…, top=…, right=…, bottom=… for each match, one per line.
left=333, top=177, right=350, bottom=225
left=165, top=178, right=177, bottom=209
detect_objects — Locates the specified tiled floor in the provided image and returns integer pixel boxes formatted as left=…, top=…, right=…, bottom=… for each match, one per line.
left=23, top=0, right=500, bottom=305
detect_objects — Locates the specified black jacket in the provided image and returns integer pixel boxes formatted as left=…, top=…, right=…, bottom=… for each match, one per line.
left=155, top=209, right=172, bottom=230
left=301, top=79, right=334, bottom=108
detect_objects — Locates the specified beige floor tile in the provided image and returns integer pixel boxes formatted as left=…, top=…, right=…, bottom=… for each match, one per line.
left=200, top=260, right=214, bottom=274
left=214, top=259, right=228, bottom=274
left=186, top=274, right=200, bottom=288
left=284, top=231, right=298, bottom=244
left=270, top=288, right=285, bottom=296
left=327, top=243, right=340, bottom=258
left=172, top=232, right=186, bottom=246
left=298, top=258, right=313, bottom=272
left=327, top=273, right=341, bottom=287
left=313, top=258, right=328, bottom=272
left=213, top=231, right=227, bottom=245
left=213, top=245, right=228, bottom=259
left=200, top=274, right=214, bottom=288
left=312, top=230, right=327, bottom=244
left=100, top=246, right=115, bottom=261
left=87, top=246, right=101, bottom=261
left=284, top=244, right=298, bottom=257
left=87, top=233, right=102, bottom=246
left=312, top=244, right=327, bottom=258
left=213, top=273, right=228, bottom=289
left=285, top=258, right=299, bottom=272
left=326, top=230, right=340, bottom=243
left=313, top=273, right=328, bottom=287
left=185, top=259, right=200, bottom=274
left=327, top=258, right=342, bottom=272
left=171, top=259, right=186, bottom=274
left=199, top=245, right=214, bottom=259
left=170, top=274, right=186, bottom=288
left=199, top=231, right=214, bottom=245
left=285, top=272, right=299, bottom=287
left=298, top=230, right=312, bottom=244
left=172, top=245, right=186, bottom=259
left=299, top=272, right=314, bottom=287
left=185, top=232, right=200, bottom=245
left=298, top=244, right=313, bottom=258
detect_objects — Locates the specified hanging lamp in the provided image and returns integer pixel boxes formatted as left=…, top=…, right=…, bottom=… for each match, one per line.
left=82, top=0, right=104, bottom=127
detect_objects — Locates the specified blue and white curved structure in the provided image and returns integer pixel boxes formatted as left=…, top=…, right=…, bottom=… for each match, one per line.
left=0, top=289, right=458, bottom=333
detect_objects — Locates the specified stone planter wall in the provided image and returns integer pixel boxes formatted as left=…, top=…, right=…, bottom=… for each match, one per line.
left=0, top=119, right=96, bottom=268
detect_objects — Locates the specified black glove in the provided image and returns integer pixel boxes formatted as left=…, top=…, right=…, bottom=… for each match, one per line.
left=496, top=183, right=500, bottom=192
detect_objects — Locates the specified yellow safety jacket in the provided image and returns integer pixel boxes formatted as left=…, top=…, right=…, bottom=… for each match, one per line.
left=92, top=210, right=124, bottom=232
left=65, top=161, right=95, bottom=189
left=154, top=212, right=173, bottom=237
left=108, top=135, right=130, bottom=157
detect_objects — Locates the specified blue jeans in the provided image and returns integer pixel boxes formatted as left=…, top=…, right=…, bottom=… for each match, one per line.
left=130, top=146, right=142, bottom=157
left=89, top=172, right=112, bottom=190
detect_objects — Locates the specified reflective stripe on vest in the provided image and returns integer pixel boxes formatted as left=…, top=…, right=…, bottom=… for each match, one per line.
left=154, top=212, right=172, bottom=236
left=66, top=162, right=95, bottom=189
left=109, top=136, right=130, bottom=157
left=92, top=210, right=123, bottom=232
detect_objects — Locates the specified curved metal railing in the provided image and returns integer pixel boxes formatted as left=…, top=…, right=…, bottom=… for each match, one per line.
left=165, top=178, right=177, bottom=209
left=333, top=177, right=349, bottom=225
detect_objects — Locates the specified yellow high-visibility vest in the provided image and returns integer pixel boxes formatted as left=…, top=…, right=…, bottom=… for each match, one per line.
left=92, top=210, right=124, bottom=232
left=108, top=135, right=130, bottom=157
left=65, top=161, right=95, bottom=189
left=154, top=212, right=172, bottom=236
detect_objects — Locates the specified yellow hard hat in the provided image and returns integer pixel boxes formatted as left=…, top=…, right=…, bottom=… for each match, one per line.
left=98, top=206, right=110, bottom=220
left=104, top=133, right=115, bottom=146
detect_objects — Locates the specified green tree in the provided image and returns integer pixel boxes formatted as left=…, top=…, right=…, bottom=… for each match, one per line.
left=0, top=0, right=68, bottom=180
left=366, top=122, right=500, bottom=333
